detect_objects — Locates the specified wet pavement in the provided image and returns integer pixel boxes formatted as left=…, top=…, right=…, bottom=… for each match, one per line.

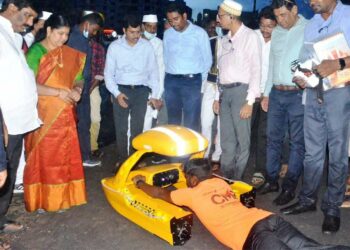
left=1, top=144, right=350, bottom=250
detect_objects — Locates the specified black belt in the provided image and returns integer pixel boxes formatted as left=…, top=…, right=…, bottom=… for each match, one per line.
left=218, top=82, right=242, bottom=89
left=118, top=84, right=148, bottom=90
left=167, top=73, right=201, bottom=78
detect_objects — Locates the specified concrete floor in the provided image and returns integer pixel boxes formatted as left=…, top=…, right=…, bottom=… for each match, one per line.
left=2, top=144, right=350, bottom=250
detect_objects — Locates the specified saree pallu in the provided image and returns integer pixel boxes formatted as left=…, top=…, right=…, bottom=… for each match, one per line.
left=24, top=44, right=87, bottom=212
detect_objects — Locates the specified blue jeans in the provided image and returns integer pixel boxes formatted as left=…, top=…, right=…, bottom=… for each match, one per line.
left=266, top=88, right=305, bottom=192
left=299, top=86, right=350, bottom=217
left=164, top=73, right=202, bottom=131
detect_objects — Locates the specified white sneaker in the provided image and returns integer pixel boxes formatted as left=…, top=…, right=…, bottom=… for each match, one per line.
left=83, top=159, right=102, bottom=168
left=13, top=184, right=24, bottom=194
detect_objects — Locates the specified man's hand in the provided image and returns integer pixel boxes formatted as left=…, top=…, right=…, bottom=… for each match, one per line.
left=0, top=169, right=7, bottom=188
left=240, top=103, right=253, bottom=119
left=89, top=79, right=100, bottom=94
left=68, top=88, right=81, bottom=103
left=132, top=175, right=146, bottom=187
left=149, top=98, right=162, bottom=110
left=314, top=59, right=340, bottom=78
left=117, top=93, right=129, bottom=108
left=213, top=100, right=220, bottom=114
left=261, top=97, right=269, bottom=112
left=292, top=76, right=307, bottom=89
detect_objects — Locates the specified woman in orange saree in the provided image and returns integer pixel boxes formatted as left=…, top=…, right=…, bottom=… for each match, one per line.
left=24, top=14, right=87, bottom=212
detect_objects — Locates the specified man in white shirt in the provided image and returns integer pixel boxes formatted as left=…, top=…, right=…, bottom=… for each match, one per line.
left=250, top=6, right=277, bottom=188
left=142, top=14, right=166, bottom=131
left=104, top=14, right=161, bottom=168
left=0, top=0, right=40, bottom=233
left=213, top=0, right=261, bottom=180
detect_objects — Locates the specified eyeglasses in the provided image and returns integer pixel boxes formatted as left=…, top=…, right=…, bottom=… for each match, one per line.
left=217, top=13, right=229, bottom=20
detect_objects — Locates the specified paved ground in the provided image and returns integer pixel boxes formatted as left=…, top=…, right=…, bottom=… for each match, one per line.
left=1, top=144, right=350, bottom=250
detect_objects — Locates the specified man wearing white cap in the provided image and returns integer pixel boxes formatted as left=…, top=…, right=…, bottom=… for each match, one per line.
left=142, top=14, right=166, bottom=130
left=214, top=0, right=261, bottom=180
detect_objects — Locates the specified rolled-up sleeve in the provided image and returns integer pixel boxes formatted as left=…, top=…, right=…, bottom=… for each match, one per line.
left=147, top=47, right=160, bottom=99
left=104, top=43, right=120, bottom=98
left=246, top=33, right=262, bottom=104
left=200, top=32, right=213, bottom=81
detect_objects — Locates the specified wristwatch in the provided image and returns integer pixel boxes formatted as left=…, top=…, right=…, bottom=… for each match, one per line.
left=339, top=58, right=346, bottom=71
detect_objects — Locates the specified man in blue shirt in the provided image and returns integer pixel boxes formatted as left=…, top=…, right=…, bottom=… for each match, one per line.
left=163, top=2, right=212, bottom=131
left=281, top=0, right=350, bottom=235
left=67, top=12, right=103, bottom=168
left=259, top=0, right=307, bottom=207
left=104, top=14, right=160, bottom=168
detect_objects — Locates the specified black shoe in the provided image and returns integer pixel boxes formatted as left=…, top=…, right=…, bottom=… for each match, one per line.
left=280, top=201, right=316, bottom=215
left=273, top=190, right=295, bottom=206
left=322, top=215, right=340, bottom=234
left=258, top=182, right=279, bottom=195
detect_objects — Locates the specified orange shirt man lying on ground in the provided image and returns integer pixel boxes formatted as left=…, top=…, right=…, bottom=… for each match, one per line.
left=133, top=159, right=349, bottom=250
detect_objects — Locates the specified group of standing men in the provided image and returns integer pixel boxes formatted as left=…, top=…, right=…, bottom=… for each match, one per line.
left=213, top=0, right=350, bottom=235
left=1, top=0, right=350, bottom=242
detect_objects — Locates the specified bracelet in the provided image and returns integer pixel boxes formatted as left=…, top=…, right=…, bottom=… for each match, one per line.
left=136, top=180, right=144, bottom=188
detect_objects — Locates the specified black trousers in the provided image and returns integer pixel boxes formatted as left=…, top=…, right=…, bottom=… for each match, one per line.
left=251, top=101, right=267, bottom=175
left=77, top=85, right=91, bottom=161
left=0, top=134, right=23, bottom=226
left=112, top=86, right=149, bottom=163
left=243, top=215, right=350, bottom=250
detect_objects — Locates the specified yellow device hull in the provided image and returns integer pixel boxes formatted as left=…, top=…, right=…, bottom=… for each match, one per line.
left=101, top=126, right=255, bottom=245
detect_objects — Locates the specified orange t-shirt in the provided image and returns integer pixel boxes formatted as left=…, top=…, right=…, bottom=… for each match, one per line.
left=170, top=178, right=272, bottom=250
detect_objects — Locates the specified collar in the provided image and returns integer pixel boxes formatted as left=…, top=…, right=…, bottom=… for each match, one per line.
left=120, top=35, right=143, bottom=48
left=227, top=23, right=245, bottom=43
left=0, top=15, right=15, bottom=36
left=314, top=1, right=342, bottom=24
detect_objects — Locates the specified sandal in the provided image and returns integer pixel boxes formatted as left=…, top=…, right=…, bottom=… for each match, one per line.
left=0, top=241, right=11, bottom=250
left=0, top=220, right=23, bottom=233
left=251, top=172, right=265, bottom=187
left=341, top=195, right=350, bottom=208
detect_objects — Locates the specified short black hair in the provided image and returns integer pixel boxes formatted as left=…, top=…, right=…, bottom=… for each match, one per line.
left=166, top=2, right=186, bottom=15
left=258, top=6, right=276, bottom=22
left=1, top=0, right=37, bottom=12
left=122, top=14, right=142, bottom=29
left=271, top=0, right=296, bottom=11
left=81, top=12, right=104, bottom=27
left=183, top=158, right=212, bottom=181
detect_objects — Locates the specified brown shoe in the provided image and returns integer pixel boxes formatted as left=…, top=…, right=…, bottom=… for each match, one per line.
left=0, top=220, right=23, bottom=233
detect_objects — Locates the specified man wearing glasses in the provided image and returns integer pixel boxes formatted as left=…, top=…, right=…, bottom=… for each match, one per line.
left=259, top=0, right=307, bottom=207
left=213, top=0, right=261, bottom=180
left=281, top=0, right=350, bottom=234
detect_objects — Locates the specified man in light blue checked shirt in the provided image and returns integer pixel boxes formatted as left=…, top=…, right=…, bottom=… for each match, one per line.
left=163, top=2, right=212, bottom=131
